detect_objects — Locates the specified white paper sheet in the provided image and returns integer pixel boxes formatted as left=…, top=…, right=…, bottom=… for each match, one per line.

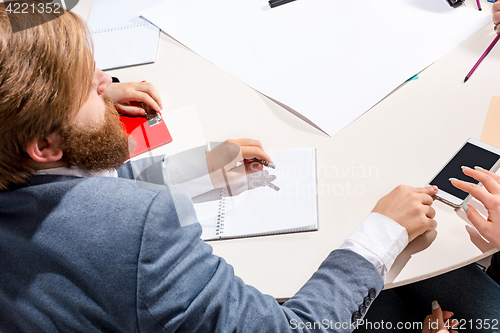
left=88, top=0, right=162, bottom=70
left=141, top=0, right=490, bottom=136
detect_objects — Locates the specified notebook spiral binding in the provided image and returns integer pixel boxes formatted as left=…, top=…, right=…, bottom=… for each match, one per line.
left=91, top=22, right=151, bottom=35
left=215, top=188, right=226, bottom=237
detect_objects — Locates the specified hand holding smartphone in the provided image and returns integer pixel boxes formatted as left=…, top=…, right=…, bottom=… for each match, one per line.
left=428, top=138, right=500, bottom=208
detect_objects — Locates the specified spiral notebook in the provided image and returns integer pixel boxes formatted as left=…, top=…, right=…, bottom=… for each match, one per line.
left=88, top=0, right=161, bottom=70
left=192, top=148, right=318, bottom=241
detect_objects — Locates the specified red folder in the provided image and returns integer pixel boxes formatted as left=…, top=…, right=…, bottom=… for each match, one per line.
left=119, top=103, right=172, bottom=158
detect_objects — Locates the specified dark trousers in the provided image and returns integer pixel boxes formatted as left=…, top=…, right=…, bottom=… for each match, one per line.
left=487, top=252, right=500, bottom=285
left=354, top=262, right=500, bottom=332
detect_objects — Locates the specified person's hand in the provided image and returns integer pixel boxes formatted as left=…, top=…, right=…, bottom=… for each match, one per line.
left=450, top=167, right=500, bottom=249
left=422, top=301, right=456, bottom=333
left=372, top=185, right=438, bottom=242
left=206, top=139, right=273, bottom=189
left=104, top=82, right=163, bottom=116
left=493, top=1, right=500, bottom=33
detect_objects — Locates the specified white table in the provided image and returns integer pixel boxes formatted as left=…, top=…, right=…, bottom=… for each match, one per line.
left=74, top=0, right=499, bottom=300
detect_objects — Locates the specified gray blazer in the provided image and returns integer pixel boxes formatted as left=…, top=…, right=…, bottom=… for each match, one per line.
left=0, top=165, right=383, bottom=332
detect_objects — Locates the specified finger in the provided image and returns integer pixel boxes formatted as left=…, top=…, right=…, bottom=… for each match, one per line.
left=474, top=167, right=500, bottom=184
left=227, top=139, right=265, bottom=152
left=495, top=12, right=500, bottom=25
left=413, top=187, right=437, bottom=206
left=225, top=139, right=272, bottom=162
left=245, top=161, right=264, bottom=175
left=134, top=91, right=162, bottom=113
left=423, top=314, right=432, bottom=333
left=116, top=88, right=162, bottom=113
left=442, top=311, right=455, bottom=330
left=224, top=139, right=275, bottom=167
left=463, top=203, right=493, bottom=236
left=423, top=218, right=437, bottom=234
left=494, top=4, right=500, bottom=23
left=442, top=311, right=453, bottom=321
left=431, top=301, right=445, bottom=329
left=240, top=145, right=273, bottom=165
left=418, top=192, right=435, bottom=206
left=224, top=162, right=265, bottom=186
left=415, top=186, right=439, bottom=196
left=425, top=206, right=436, bottom=220
left=225, top=163, right=247, bottom=184
left=462, top=167, right=500, bottom=195
left=137, top=82, right=163, bottom=110
left=115, top=104, right=146, bottom=116
left=451, top=179, right=498, bottom=211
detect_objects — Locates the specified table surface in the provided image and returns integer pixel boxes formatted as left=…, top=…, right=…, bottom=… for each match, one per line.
left=73, top=0, right=500, bottom=300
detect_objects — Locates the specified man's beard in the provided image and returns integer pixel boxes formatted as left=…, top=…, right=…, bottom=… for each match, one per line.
left=60, top=93, right=131, bottom=172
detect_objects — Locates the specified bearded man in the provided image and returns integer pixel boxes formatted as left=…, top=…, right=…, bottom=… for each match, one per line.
left=3, top=2, right=491, bottom=333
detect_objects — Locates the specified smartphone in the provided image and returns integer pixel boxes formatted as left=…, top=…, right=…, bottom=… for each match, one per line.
left=428, top=138, right=500, bottom=208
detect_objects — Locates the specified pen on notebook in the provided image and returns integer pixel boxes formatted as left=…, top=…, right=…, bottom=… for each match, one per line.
left=269, top=0, right=296, bottom=8
left=464, top=33, right=500, bottom=83
left=246, top=158, right=276, bottom=169
left=476, top=0, right=482, bottom=10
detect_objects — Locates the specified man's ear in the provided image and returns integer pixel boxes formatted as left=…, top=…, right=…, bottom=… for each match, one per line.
left=26, top=132, right=64, bottom=163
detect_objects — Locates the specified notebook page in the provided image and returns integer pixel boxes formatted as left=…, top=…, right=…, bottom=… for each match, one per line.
left=88, top=0, right=161, bottom=70
left=192, top=188, right=223, bottom=241
left=221, top=148, right=317, bottom=238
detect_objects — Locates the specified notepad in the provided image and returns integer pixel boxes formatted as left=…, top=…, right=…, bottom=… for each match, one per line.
left=88, top=0, right=162, bottom=70
left=193, top=148, right=318, bottom=241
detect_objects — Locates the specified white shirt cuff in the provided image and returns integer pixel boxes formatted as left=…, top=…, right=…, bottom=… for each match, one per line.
left=162, top=152, right=215, bottom=198
left=169, top=173, right=215, bottom=198
left=339, top=212, right=409, bottom=279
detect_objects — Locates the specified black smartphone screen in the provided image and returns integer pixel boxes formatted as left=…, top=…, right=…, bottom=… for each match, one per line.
left=430, top=143, right=500, bottom=200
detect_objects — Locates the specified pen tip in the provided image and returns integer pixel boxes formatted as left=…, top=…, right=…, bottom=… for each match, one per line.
left=464, top=77, right=469, bottom=83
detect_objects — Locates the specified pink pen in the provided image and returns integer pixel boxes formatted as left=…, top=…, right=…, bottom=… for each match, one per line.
left=476, top=0, right=482, bottom=10
left=464, top=34, right=500, bottom=82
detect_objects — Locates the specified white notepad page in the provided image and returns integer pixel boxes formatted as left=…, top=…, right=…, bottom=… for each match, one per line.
left=192, top=148, right=318, bottom=240
left=192, top=188, right=222, bottom=241
left=88, top=0, right=161, bottom=70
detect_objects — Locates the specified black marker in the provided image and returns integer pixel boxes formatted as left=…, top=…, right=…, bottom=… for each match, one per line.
left=269, top=0, right=296, bottom=8
left=445, top=0, right=464, bottom=7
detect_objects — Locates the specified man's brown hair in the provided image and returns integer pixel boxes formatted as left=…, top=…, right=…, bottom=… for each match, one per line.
left=0, top=0, right=94, bottom=190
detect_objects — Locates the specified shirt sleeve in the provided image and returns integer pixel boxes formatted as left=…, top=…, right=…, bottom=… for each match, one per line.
left=162, top=146, right=215, bottom=198
left=136, top=187, right=384, bottom=332
left=338, top=212, right=409, bottom=279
